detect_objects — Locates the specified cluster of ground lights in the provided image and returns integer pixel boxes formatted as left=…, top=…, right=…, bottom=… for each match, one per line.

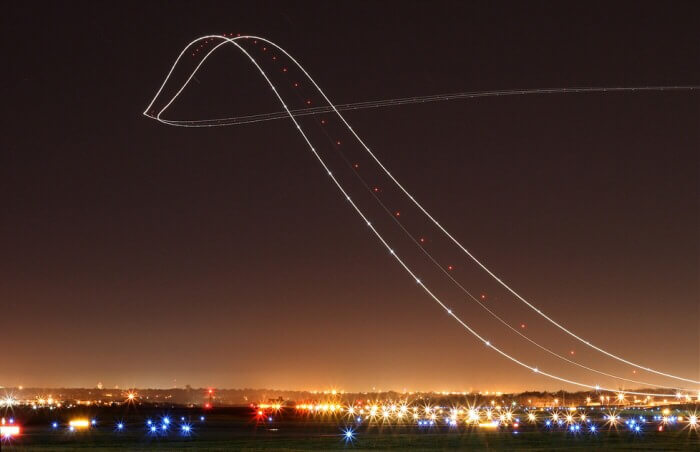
left=0, top=415, right=205, bottom=440
left=1, top=405, right=697, bottom=443
left=262, top=402, right=699, bottom=437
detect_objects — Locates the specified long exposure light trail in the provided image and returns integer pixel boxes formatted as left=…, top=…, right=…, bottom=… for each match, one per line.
left=155, top=86, right=700, bottom=127
left=145, top=35, right=698, bottom=395
left=315, top=108, right=692, bottom=392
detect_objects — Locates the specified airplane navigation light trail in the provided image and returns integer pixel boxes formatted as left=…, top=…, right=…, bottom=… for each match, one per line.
left=145, top=35, right=699, bottom=395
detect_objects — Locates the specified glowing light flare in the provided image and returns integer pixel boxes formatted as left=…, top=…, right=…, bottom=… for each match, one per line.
left=69, top=419, right=90, bottom=429
left=479, top=421, right=499, bottom=428
left=342, top=427, right=355, bottom=442
left=0, top=425, right=20, bottom=438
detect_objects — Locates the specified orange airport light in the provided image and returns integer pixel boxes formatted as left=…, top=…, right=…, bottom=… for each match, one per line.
left=478, top=421, right=499, bottom=428
left=69, top=419, right=90, bottom=429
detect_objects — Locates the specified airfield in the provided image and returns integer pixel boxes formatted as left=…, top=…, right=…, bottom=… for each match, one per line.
left=2, top=404, right=698, bottom=450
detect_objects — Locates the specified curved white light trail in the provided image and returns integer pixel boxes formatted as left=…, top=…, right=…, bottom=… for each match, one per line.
left=156, top=86, right=700, bottom=127
left=145, top=35, right=699, bottom=393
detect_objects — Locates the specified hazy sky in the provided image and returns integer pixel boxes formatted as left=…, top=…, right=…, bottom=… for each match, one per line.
left=3, top=1, right=698, bottom=392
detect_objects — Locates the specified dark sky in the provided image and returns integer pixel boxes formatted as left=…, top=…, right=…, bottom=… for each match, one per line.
left=2, top=1, right=698, bottom=392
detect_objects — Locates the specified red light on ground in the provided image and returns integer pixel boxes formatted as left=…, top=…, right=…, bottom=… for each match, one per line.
left=204, top=403, right=211, bottom=409
left=480, top=294, right=487, bottom=300
left=658, top=426, right=663, bottom=431
left=419, top=237, right=426, bottom=243
left=336, top=140, right=341, bottom=145
left=520, top=324, right=526, bottom=329
left=353, top=163, right=359, bottom=169
left=570, top=350, right=575, bottom=355
left=282, top=67, right=288, bottom=72
left=320, top=119, right=326, bottom=124
left=293, top=82, right=299, bottom=87
left=257, top=410, right=263, bottom=416
left=373, top=187, right=380, bottom=193
left=395, top=211, right=401, bottom=217
left=0, top=425, right=20, bottom=438
left=306, top=100, right=312, bottom=105
left=447, top=265, right=454, bottom=271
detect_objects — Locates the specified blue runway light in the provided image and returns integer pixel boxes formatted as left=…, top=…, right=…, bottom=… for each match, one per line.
left=150, top=425, right=157, bottom=433
left=52, top=422, right=58, bottom=428
left=181, top=424, right=192, bottom=435
left=200, top=416, right=205, bottom=421
left=146, top=419, right=152, bottom=426
left=116, top=423, right=124, bottom=430
left=163, top=417, right=170, bottom=425
left=342, top=427, right=355, bottom=442
left=91, top=419, right=97, bottom=426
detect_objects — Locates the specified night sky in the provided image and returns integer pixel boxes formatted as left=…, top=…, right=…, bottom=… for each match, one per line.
left=3, top=1, right=698, bottom=392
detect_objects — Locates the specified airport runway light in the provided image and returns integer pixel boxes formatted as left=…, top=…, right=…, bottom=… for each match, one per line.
left=68, top=419, right=90, bottom=429
left=0, top=425, right=20, bottom=438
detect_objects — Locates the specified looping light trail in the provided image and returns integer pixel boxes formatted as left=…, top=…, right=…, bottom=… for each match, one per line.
left=145, top=35, right=699, bottom=395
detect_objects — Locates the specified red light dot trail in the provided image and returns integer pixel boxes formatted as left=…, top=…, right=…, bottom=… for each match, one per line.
left=144, top=34, right=697, bottom=394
